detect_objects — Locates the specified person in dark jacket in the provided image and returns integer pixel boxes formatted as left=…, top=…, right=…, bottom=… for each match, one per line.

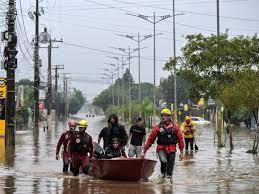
left=56, top=120, right=77, bottom=172
left=98, top=126, right=110, bottom=150
left=104, top=138, right=127, bottom=159
left=106, top=114, right=128, bottom=148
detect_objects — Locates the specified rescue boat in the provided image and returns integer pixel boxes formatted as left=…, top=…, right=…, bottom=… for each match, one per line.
left=90, top=158, right=157, bottom=181
left=89, top=142, right=157, bottom=181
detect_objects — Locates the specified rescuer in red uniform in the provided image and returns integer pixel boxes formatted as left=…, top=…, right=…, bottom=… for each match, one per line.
left=68, top=120, right=94, bottom=176
left=56, top=120, right=77, bottom=172
left=142, top=108, right=184, bottom=184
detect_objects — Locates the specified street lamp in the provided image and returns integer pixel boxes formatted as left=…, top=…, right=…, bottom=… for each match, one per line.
left=107, top=56, right=128, bottom=107
left=109, top=47, right=139, bottom=123
left=128, top=12, right=183, bottom=124
left=116, top=33, right=161, bottom=102
left=106, top=63, right=120, bottom=106
left=100, top=69, right=116, bottom=106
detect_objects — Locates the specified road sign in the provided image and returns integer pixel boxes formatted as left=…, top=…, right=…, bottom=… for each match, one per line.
left=0, top=77, right=6, bottom=137
left=39, top=101, right=44, bottom=112
left=0, top=78, right=6, bottom=99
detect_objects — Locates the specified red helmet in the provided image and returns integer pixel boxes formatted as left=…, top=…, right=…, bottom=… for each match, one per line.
left=68, top=120, right=77, bottom=127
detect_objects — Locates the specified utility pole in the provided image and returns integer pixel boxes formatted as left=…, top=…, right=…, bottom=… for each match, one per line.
left=110, top=47, right=139, bottom=123
left=33, top=0, right=40, bottom=129
left=39, top=27, right=62, bottom=117
left=217, top=0, right=220, bottom=36
left=116, top=33, right=153, bottom=102
left=100, top=68, right=116, bottom=106
left=62, top=73, right=70, bottom=120
left=110, top=70, right=115, bottom=106
left=52, top=65, right=64, bottom=118
left=107, top=56, right=128, bottom=107
left=128, top=12, right=182, bottom=123
left=64, top=77, right=70, bottom=119
left=4, top=0, right=18, bottom=146
left=106, top=63, right=120, bottom=106
left=47, top=39, right=52, bottom=117
left=128, top=46, right=131, bottom=123
left=173, top=0, right=177, bottom=122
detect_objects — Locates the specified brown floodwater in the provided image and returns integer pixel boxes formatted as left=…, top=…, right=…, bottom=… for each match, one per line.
left=0, top=114, right=259, bottom=194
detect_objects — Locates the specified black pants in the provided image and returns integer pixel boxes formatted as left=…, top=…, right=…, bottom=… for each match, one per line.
left=158, top=151, right=176, bottom=177
left=63, top=162, right=73, bottom=173
left=185, top=137, right=194, bottom=151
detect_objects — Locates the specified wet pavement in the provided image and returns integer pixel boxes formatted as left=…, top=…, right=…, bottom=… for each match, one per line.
left=0, top=115, right=259, bottom=194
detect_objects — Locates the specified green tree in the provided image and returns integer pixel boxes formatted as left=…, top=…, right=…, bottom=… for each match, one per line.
left=92, top=88, right=112, bottom=111
left=160, top=75, right=191, bottom=106
left=164, top=33, right=259, bottom=148
left=165, top=33, right=259, bottom=100
left=68, top=89, right=86, bottom=115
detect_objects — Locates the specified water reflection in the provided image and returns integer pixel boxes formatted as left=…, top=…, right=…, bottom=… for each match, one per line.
left=0, top=117, right=258, bottom=193
left=3, top=176, right=16, bottom=193
left=33, top=129, right=39, bottom=164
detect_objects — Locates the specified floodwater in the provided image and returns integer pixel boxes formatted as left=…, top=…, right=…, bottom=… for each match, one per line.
left=0, top=114, right=259, bottom=194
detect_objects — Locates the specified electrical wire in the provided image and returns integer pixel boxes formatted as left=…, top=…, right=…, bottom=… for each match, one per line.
left=110, top=0, right=259, bottom=22
left=62, top=41, right=168, bottom=62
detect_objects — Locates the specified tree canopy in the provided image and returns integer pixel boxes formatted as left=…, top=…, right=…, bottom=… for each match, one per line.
left=68, top=88, right=86, bottom=115
left=164, top=33, right=259, bottom=100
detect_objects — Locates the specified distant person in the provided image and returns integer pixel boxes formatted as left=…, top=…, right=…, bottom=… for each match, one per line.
left=56, top=120, right=77, bottom=172
left=142, top=108, right=184, bottom=184
left=106, top=114, right=128, bottom=148
left=68, top=120, right=94, bottom=176
left=104, top=138, right=127, bottom=159
left=181, top=116, right=197, bottom=153
left=127, top=116, right=146, bottom=158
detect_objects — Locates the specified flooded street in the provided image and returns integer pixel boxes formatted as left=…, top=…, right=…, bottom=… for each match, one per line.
left=0, top=115, right=259, bottom=194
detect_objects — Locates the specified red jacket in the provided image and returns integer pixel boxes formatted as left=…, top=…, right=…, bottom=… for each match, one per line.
left=68, top=131, right=94, bottom=158
left=144, top=121, right=184, bottom=153
left=56, top=131, right=74, bottom=154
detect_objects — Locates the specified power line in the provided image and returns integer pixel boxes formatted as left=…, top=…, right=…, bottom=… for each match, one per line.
left=110, top=0, right=259, bottom=22
left=18, top=0, right=32, bottom=48
left=16, top=16, right=33, bottom=59
left=43, top=0, right=249, bottom=10
left=82, top=0, right=134, bottom=14
left=43, top=6, right=259, bottom=33
left=62, top=41, right=167, bottom=62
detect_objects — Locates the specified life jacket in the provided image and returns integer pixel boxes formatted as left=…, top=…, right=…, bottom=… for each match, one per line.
left=72, top=132, right=92, bottom=155
left=157, top=124, right=178, bottom=145
left=183, top=123, right=194, bottom=135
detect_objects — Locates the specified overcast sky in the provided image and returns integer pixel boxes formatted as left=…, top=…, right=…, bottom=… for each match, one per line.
left=0, top=0, right=258, bottom=101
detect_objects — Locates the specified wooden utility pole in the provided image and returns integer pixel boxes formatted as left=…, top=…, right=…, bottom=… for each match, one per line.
left=33, top=0, right=40, bottom=129
left=52, top=65, right=64, bottom=118
left=4, top=0, right=18, bottom=146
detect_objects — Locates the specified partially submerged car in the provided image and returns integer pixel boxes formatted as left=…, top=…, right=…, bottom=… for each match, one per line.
left=190, top=116, right=211, bottom=125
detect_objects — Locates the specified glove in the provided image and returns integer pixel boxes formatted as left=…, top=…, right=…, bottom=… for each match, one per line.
left=141, top=151, right=146, bottom=159
left=56, top=154, right=60, bottom=160
left=179, top=152, right=184, bottom=161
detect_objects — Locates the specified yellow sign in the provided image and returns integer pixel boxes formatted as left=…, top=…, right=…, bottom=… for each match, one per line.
left=184, top=104, right=188, bottom=111
left=0, top=138, right=5, bottom=162
left=198, top=97, right=205, bottom=106
left=178, top=111, right=182, bottom=116
left=0, top=120, right=5, bottom=137
left=0, top=78, right=6, bottom=137
left=0, top=78, right=6, bottom=99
